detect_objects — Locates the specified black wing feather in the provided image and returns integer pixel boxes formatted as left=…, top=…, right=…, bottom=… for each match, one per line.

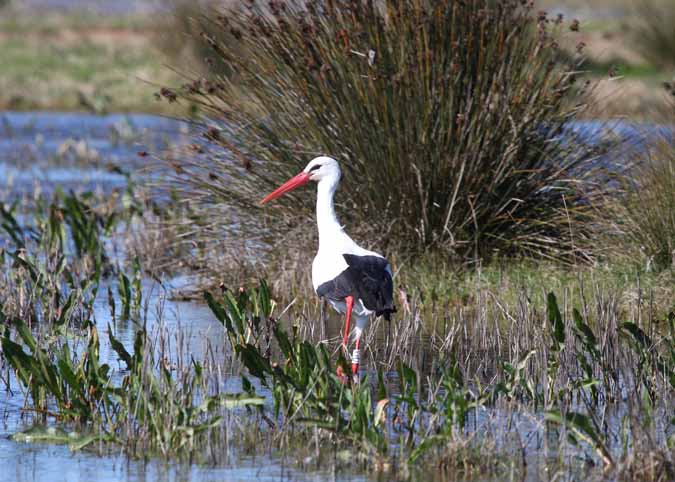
left=316, top=254, right=396, bottom=320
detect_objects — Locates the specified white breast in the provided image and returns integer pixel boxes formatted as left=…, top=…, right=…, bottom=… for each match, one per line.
left=311, top=231, right=385, bottom=291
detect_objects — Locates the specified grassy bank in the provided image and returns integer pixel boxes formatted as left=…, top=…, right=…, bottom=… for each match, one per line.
left=0, top=12, right=184, bottom=114
left=0, top=2, right=673, bottom=117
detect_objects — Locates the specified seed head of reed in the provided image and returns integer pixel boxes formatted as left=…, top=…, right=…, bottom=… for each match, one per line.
left=160, top=0, right=608, bottom=281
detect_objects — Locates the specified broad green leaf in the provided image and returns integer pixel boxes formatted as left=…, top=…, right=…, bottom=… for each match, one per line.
left=547, top=292, right=565, bottom=348
left=108, top=324, right=132, bottom=369
left=374, top=398, right=389, bottom=428
left=219, top=394, right=265, bottom=409
left=545, top=410, right=613, bottom=466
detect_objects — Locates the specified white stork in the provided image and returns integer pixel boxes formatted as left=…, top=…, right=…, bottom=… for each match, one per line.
left=260, top=156, right=395, bottom=379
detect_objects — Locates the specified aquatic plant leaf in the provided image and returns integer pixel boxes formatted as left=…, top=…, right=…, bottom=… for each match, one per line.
left=133, top=329, right=145, bottom=366
left=258, top=279, right=272, bottom=317
left=56, top=353, right=82, bottom=395
left=241, top=375, right=253, bottom=394
left=547, top=292, right=565, bottom=349
left=14, top=317, right=38, bottom=352
left=131, top=256, right=142, bottom=312
left=545, top=410, right=613, bottom=466
left=297, top=418, right=338, bottom=430
left=274, top=325, right=293, bottom=358
left=1, top=335, right=36, bottom=387
left=572, top=309, right=597, bottom=344
left=8, top=253, right=39, bottom=283
left=192, top=415, right=224, bottom=433
left=204, top=291, right=227, bottom=323
left=56, top=292, right=76, bottom=327
left=218, top=394, right=265, bottom=409
left=299, top=341, right=317, bottom=386
left=224, top=291, right=246, bottom=336
left=54, top=254, right=68, bottom=277
left=621, top=321, right=674, bottom=387
left=516, top=349, right=536, bottom=372
left=107, top=286, right=116, bottom=319
left=108, top=324, right=133, bottom=370
left=397, top=360, right=417, bottom=392
left=376, top=368, right=387, bottom=401
left=374, top=399, right=389, bottom=428
left=408, top=435, right=448, bottom=463
left=117, top=272, right=132, bottom=320
left=12, top=426, right=110, bottom=450
left=69, top=434, right=112, bottom=451
left=236, top=343, right=272, bottom=382
left=620, top=322, right=652, bottom=348
left=12, top=426, right=72, bottom=444
left=0, top=203, right=25, bottom=248
left=192, top=357, right=203, bottom=379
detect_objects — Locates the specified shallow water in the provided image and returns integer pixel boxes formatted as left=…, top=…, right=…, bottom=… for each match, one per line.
left=0, top=111, right=376, bottom=482
left=1, top=112, right=672, bottom=482
left=0, top=275, right=387, bottom=482
left=0, top=112, right=189, bottom=198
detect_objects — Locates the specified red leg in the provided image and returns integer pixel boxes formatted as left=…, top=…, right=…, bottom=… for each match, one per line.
left=342, top=296, right=354, bottom=350
left=337, top=296, right=354, bottom=382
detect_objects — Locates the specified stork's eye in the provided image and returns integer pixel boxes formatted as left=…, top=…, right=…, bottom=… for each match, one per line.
left=309, top=164, right=322, bottom=172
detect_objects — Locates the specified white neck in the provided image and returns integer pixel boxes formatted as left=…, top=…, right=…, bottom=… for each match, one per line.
left=316, top=175, right=344, bottom=247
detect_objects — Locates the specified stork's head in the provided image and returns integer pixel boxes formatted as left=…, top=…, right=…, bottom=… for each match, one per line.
left=260, top=156, right=341, bottom=204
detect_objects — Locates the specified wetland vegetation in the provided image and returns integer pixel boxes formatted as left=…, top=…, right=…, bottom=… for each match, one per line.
left=1, top=0, right=674, bottom=481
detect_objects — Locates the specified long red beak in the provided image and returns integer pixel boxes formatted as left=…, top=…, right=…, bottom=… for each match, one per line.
left=260, top=172, right=311, bottom=205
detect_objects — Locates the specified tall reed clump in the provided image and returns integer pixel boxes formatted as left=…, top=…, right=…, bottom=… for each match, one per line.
left=631, top=0, right=675, bottom=69
left=605, top=120, right=675, bottom=270
left=158, top=0, right=607, bottom=280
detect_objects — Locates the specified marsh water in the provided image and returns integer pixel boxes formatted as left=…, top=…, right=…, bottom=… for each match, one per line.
left=0, top=112, right=672, bottom=482
left=0, top=111, right=378, bottom=482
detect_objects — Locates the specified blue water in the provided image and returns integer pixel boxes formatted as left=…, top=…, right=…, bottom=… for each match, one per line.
left=0, top=112, right=189, bottom=197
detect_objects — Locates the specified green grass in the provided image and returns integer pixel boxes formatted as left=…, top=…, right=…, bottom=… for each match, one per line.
left=397, top=256, right=675, bottom=322
left=0, top=11, right=152, bottom=34
left=631, top=0, right=675, bottom=70
left=0, top=13, right=184, bottom=114
left=582, top=56, right=670, bottom=80
left=4, top=274, right=673, bottom=479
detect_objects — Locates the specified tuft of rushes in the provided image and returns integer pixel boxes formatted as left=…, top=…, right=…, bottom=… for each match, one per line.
left=606, top=121, right=675, bottom=270
left=159, top=0, right=608, bottom=283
